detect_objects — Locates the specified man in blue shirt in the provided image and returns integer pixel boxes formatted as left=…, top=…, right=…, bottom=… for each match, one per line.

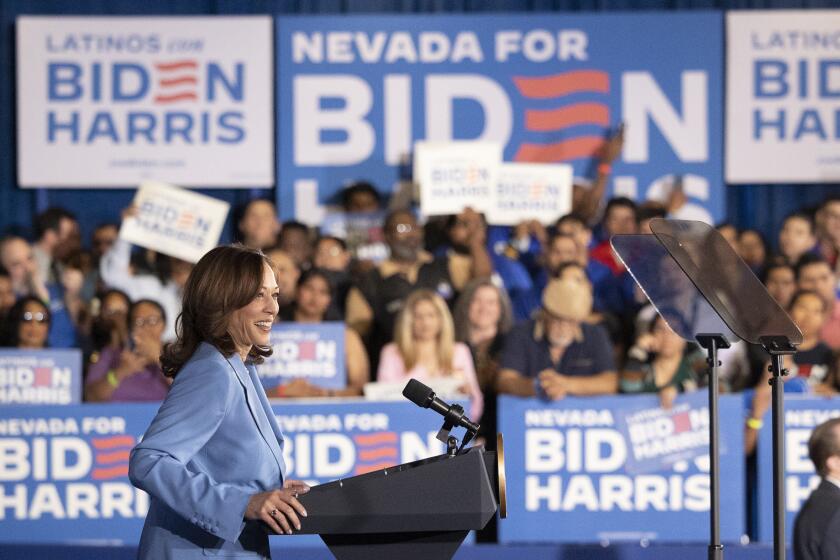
left=496, top=277, right=617, bottom=400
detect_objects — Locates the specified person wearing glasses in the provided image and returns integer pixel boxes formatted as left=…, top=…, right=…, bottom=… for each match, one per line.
left=84, top=299, right=170, bottom=402
left=1, top=296, right=51, bottom=348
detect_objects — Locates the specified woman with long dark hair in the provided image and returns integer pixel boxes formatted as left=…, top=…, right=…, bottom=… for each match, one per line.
left=129, top=245, right=308, bottom=559
left=1, top=296, right=51, bottom=348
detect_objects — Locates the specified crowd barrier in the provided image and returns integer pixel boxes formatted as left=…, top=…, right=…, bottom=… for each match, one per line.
left=0, top=393, right=833, bottom=547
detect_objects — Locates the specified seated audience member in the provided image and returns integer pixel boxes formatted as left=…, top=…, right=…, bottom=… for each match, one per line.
left=341, top=180, right=383, bottom=214
left=0, top=270, right=15, bottom=317
left=347, top=209, right=486, bottom=370
left=716, top=222, right=739, bottom=250
left=779, top=211, right=818, bottom=266
left=442, top=208, right=494, bottom=281
left=621, top=314, right=705, bottom=409
left=496, top=278, right=617, bottom=400
left=745, top=289, right=837, bottom=454
left=100, top=207, right=189, bottom=342
left=738, top=229, right=768, bottom=275
left=764, top=261, right=797, bottom=309
left=796, top=254, right=840, bottom=349
left=32, top=207, right=81, bottom=284
left=1, top=296, right=51, bottom=349
left=453, top=279, right=514, bottom=443
left=638, top=205, right=668, bottom=234
left=0, top=235, right=49, bottom=302
left=85, top=299, right=170, bottom=402
left=238, top=199, right=281, bottom=251
left=278, top=221, right=313, bottom=268
left=265, top=247, right=301, bottom=308
left=816, top=196, right=840, bottom=268
left=88, top=289, right=132, bottom=365
left=313, top=235, right=352, bottom=318
left=268, top=269, right=369, bottom=398
left=590, top=197, right=639, bottom=276
left=81, top=223, right=120, bottom=301
left=377, top=290, right=483, bottom=420
left=793, top=418, right=840, bottom=560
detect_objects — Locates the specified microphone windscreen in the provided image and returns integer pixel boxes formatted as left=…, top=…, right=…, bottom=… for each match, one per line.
left=402, top=378, right=434, bottom=408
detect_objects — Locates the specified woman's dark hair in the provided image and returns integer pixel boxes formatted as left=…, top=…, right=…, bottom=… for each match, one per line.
left=90, top=289, right=131, bottom=351
left=3, top=296, right=51, bottom=347
left=129, top=298, right=167, bottom=326
left=161, top=244, right=273, bottom=378
left=787, top=289, right=827, bottom=313
left=294, top=268, right=340, bottom=321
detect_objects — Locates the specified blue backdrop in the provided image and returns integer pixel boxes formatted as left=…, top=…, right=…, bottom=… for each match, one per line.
left=1, top=0, right=839, bottom=246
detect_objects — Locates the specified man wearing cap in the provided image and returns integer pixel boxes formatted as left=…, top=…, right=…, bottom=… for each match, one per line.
left=496, top=277, right=617, bottom=399
left=794, top=417, right=840, bottom=560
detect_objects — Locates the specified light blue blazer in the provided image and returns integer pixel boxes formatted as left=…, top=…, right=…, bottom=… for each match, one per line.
left=129, top=342, right=287, bottom=559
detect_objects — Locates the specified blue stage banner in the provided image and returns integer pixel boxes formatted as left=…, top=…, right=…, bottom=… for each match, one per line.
left=0, top=400, right=459, bottom=544
left=276, top=12, right=723, bottom=224
left=498, top=393, right=745, bottom=543
left=0, top=349, right=82, bottom=405
left=258, top=322, right=347, bottom=391
left=756, top=395, right=840, bottom=544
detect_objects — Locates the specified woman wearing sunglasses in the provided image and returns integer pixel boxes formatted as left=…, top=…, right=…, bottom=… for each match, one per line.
left=85, top=299, right=171, bottom=402
left=2, top=296, right=51, bottom=348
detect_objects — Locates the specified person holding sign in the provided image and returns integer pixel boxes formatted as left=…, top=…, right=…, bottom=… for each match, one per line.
left=129, top=245, right=308, bottom=559
left=269, top=268, right=369, bottom=398
left=377, top=289, right=483, bottom=420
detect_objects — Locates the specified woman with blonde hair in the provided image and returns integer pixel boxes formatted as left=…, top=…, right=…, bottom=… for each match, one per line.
left=377, top=289, right=483, bottom=420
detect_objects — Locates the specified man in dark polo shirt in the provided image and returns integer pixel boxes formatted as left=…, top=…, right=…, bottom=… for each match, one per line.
left=496, top=277, right=617, bottom=399
left=794, top=417, right=840, bottom=560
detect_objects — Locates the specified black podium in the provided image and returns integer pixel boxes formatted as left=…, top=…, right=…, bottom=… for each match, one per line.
left=290, top=438, right=506, bottom=560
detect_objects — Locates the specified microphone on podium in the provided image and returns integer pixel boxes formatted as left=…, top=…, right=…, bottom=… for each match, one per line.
left=402, top=379, right=479, bottom=451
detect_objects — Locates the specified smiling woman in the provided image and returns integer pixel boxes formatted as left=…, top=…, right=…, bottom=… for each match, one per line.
left=128, top=244, right=309, bottom=560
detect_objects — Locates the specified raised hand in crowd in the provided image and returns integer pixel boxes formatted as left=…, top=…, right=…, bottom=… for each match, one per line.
left=572, top=122, right=625, bottom=224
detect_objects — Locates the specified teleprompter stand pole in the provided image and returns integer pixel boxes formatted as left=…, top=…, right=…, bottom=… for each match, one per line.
left=759, top=336, right=797, bottom=560
left=695, top=333, right=730, bottom=560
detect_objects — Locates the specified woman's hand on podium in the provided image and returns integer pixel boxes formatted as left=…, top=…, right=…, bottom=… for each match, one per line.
left=245, top=482, right=310, bottom=535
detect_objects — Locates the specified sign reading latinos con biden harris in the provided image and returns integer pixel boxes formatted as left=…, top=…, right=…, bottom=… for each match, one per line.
left=727, top=11, right=840, bottom=183
left=756, top=395, right=840, bottom=544
left=498, top=393, right=745, bottom=543
left=15, top=16, right=274, bottom=187
left=258, top=323, right=347, bottom=391
left=277, top=13, right=723, bottom=224
left=0, top=400, right=461, bottom=544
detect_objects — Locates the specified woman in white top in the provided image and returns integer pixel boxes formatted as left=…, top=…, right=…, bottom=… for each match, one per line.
left=377, top=289, right=483, bottom=420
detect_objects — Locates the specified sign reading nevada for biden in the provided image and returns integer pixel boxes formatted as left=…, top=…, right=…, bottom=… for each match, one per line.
left=498, top=394, right=745, bottom=543
left=0, top=350, right=82, bottom=405
left=277, top=13, right=723, bottom=225
left=756, top=396, right=840, bottom=544
left=16, top=16, right=273, bottom=187
left=0, top=400, right=459, bottom=544
left=258, top=323, right=346, bottom=391
left=727, top=11, right=840, bottom=183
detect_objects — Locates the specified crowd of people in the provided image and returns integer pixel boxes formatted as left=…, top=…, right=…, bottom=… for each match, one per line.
left=3, top=150, right=840, bottom=453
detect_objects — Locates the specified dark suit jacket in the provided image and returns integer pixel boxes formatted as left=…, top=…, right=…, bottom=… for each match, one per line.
left=794, top=479, right=840, bottom=560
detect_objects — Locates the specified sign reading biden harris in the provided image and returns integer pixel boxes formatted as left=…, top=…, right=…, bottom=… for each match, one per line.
left=278, top=13, right=723, bottom=224
left=498, top=393, right=745, bottom=543
left=0, top=350, right=82, bottom=405
left=16, top=16, right=273, bottom=187
left=727, top=11, right=840, bottom=183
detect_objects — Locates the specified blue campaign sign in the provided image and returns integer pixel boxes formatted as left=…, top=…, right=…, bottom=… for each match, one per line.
left=0, top=349, right=82, bottom=405
left=277, top=13, right=723, bottom=223
left=498, top=393, right=745, bottom=543
left=258, top=322, right=347, bottom=390
left=0, top=400, right=459, bottom=544
left=756, top=395, right=840, bottom=544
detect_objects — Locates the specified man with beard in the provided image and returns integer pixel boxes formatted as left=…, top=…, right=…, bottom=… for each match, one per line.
left=32, top=207, right=81, bottom=284
left=346, top=208, right=491, bottom=372
left=496, top=277, right=617, bottom=400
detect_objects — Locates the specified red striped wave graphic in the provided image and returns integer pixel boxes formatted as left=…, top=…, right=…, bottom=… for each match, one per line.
left=154, top=59, right=198, bottom=105
left=514, top=70, right=609, bottom=99
left=353, top=432, right=398, bottom=475
left=513, top=69, right=610, bottom=163
left=91, top=435, right=135, bottom=480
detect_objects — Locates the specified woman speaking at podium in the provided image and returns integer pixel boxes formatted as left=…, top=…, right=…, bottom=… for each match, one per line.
left=129, top=245, right=309, bottom=559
